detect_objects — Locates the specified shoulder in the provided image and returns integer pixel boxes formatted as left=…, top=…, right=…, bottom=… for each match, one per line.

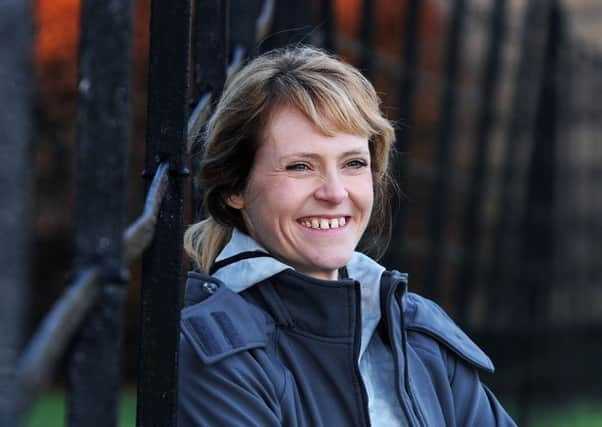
left=180, top=271, right=270, bottom=365
left=402, top=291, right=494, bottom=373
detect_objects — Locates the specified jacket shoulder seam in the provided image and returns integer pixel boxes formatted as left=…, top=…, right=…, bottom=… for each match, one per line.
left=181, top=286, right=268, bottom=365
left=403, top=292, right=494, bottom=373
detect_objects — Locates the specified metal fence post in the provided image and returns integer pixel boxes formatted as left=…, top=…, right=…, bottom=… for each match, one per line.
left=320, top=0, right=335, bottom=52
left=455, top=0, right=507, bottom=325
left=516, top=3, right=562, bottom=424
left=136, top=0, right=191, bottom=425
left=230, top=0, right=262, bottom=59
left=384, top=0, right=423, bottom=271
left=359, top=0, right=375, bottom=80
left=67, top=0, right=133, bottom=425
left=259, top=0, right=311, bottom=52
left=425, top=0, right=467, bottom=299
left=487, top=0, right=551, bottom=323
left=0, top=1, right=32, bottom=425
left=191, top=0, right=229, bottom=220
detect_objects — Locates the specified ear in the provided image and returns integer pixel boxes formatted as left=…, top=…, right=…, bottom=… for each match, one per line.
left=224, top=193, right=245, bottom=210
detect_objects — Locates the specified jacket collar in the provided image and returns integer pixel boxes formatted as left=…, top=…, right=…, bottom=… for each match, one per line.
left=212, top=228, right=386, bottom=359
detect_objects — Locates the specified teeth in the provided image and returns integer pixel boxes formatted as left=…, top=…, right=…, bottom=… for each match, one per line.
left=301, top=217, right=348, bottom=229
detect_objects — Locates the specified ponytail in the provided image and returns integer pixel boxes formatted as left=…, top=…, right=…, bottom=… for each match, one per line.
left=183, top=217, right=232, bottom=273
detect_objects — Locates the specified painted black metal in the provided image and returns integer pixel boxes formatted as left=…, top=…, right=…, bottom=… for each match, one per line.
left=425, top=0, right=467, bottom=299
left=194, top=0, right=228, bottom=98
left=17, top=268, right=99, bottom=416
left=67, top=0, right=132, bottom=425
left=383, top=0, right=423, bottom=271
left=230, top=0, right=262, bottom=59
left=256, top=0, right=276, bottom=44
left=487, top=0, right=551, bottom=322
left=124, top=162, right=170, bottom=263
left=320, top=0, right=335, bottom=52
left=359, top=0, right=375, bottom=80
left=136, top=0, right=191, bottom=425
left=516, top=4, right=562, bottom=423
left=15, top=161, right=168, bottom=418
left=455, top=0, right=507, bottom=325
left=259, top=0, right=312, bottom=52
left=191, top=0, right=228, bottom=220
left=0, top=1, right=32, bottom=425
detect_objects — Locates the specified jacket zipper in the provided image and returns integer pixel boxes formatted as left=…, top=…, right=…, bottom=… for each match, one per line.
left=400, top=324, right=428, bottom=426
left=352, top=281, right=372, bottom=427
left=385, top=275, right=427, bottom=427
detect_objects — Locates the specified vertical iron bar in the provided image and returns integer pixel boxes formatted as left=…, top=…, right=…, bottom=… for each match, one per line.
left=67, top=0, right=133, bottom=425
left=425, top=0, right=467, bottom=299
left=516, top=5, right=561, bottom=424
left=359, top=0, right=375, bottom=80
left=259, top=0, right=312, bottom=52
left=485, top=1, right=552, bottom=422
left=192, top=0, right=229, bottom=220
left=136, top=0, right=191, bottom=425
left=195, top=0, right=228, bottom=98
left=321, top=0, right=335, bottom=52
left=384, top=0, right=423, bottom=270
left=229, top=0, right=262, bottom=58
left=487, top=0, right=550, bottom=322
left=0, top=1, right=32, bottom=425
left=455, top=0, right=506, bottom=325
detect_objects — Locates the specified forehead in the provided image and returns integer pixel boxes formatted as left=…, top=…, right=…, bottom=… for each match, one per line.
left=261, top=105, right=369, bottom=156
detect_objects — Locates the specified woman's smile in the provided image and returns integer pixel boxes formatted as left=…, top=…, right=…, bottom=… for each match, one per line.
left=297, top=216, right=349, bottom=230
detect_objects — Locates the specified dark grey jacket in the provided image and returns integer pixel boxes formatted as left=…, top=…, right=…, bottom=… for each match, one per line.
left=178, top=268, right=516, bottom=426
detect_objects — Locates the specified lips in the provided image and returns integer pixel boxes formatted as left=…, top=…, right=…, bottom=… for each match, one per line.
left=298, top=216, right=348, bottom=230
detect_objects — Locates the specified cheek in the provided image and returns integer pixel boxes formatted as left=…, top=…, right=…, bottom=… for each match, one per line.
left=356, top=175, right=374, bottom=211
left=242, top=177, right=293, bottom=228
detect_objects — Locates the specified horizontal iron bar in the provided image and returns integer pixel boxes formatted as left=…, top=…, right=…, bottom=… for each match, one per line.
left=256, top=0, right=275, bottom=43
left=187, top=93, right=212, bottom=151
left=15, top=163, right=170, bottom=415
left=186, top=0, right=274, bottom=154
left=15, top=267, right=100, bottom=413
left=123, top=162, right=170, bottom=263
left=227, top=45, right=245, bottom=79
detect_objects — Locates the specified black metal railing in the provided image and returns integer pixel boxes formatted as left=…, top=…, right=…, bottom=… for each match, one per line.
left=4, top=1, right=602, bottom=426
left=0, top=0, right=33, bottom=424
left=0, top=0, right=275, bottom=426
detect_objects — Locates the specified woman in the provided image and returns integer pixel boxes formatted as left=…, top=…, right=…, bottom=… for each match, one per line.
left=179, top=46, right=516, bottom=426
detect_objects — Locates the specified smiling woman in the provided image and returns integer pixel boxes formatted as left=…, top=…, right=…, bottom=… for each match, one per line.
left=225, top=106, right=374, bottom=280
left=179, top=46, right=516, bottom=427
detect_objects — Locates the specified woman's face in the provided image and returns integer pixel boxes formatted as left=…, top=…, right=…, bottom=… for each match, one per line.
left=226, top=105, right=374, bottom=280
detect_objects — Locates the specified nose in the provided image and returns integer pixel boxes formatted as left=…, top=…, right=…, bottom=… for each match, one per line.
left=314, top=170, right=348, bottom=204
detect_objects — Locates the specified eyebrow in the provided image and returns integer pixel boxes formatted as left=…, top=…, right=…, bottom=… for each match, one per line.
left=281, top=149, right=370, bottom=160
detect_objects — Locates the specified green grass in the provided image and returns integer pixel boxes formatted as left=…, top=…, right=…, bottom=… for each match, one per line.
left=27, top=388, right=136, bottom=427
left=26, top=390, right=602, bottom=427
left=528, top=402, right=602, bottom=427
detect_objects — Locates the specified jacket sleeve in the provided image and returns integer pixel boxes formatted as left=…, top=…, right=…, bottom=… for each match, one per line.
left=178, top=333, right=283, bottom=427
left=447, top=354, right=517, bottom=427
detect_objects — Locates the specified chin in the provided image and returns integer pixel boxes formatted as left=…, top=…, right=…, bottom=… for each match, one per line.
left=314, top=256, right=353, bottom=273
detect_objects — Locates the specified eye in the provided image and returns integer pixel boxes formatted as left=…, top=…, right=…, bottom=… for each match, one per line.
left=285, top=162, right=311, bottom=172
left=345, top=159, right=368, bottom=169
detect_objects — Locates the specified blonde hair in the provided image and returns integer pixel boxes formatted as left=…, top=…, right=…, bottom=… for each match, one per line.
left=185, top=46, right=396, bottom=272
